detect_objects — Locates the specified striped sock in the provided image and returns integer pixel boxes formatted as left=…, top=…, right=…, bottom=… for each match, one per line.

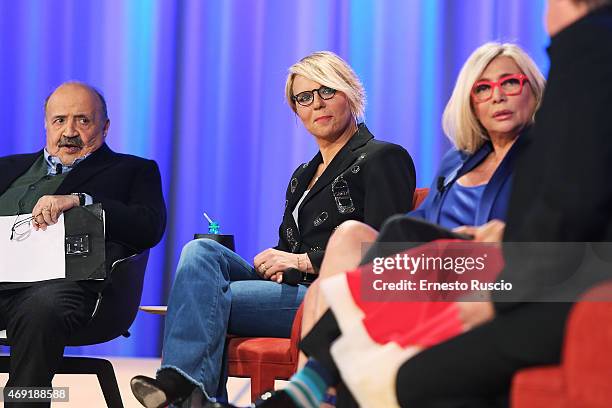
left=283, top=359, right=333, bottom=408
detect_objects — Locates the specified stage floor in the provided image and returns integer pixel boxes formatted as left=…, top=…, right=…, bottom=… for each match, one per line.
left=0, top=356, right=283, bottom=407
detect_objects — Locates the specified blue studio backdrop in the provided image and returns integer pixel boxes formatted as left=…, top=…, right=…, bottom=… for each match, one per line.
left=0, top=0, right=548, bottom=357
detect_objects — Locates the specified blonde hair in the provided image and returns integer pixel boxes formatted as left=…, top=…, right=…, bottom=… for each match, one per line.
left=285, top=51, right=366, bottom=121
left=442, top=42, right=546, bottom=153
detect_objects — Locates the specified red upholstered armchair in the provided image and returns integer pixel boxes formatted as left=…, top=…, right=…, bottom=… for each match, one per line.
left=511, top=281, right=612, bottom=408
left=226, top=188, right=430, bottom=401
left=411, top=187, right=429, bottom=210
left=226, top=304, right=304, bottom=400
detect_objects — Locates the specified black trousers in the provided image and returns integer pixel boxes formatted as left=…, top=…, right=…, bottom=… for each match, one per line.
left=0, top=280, right=98, bottom=408
left=394, top=302, right=572, bottom=407
left=300, top=215, right=573, bottom=407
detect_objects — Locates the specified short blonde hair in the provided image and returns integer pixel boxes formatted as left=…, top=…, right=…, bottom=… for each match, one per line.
left=285, top=51, right=366, bottom=121
left=442, top=42, right=546, bottom=153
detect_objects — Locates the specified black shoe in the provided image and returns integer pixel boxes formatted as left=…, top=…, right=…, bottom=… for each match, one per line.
left=131, top=369, right=196, bottom=408
left=130, top=375, right=171, bottom=408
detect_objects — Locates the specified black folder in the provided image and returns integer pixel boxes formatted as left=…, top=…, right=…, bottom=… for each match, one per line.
left=64, top=203, right=106, bottom=281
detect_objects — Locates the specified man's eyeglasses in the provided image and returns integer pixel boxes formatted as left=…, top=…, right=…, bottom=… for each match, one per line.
left=10, top=214, right=34, bottom=241
left=471, top=74, right=529, bottom=103
left=292, top=86, right=337, bottom=107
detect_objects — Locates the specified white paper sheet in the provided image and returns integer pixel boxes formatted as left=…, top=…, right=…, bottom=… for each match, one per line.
left=0, top=213, right=66, bottom=283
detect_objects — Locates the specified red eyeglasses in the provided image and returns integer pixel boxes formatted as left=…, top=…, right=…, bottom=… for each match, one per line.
left=471, top=73, right=529, bottom=103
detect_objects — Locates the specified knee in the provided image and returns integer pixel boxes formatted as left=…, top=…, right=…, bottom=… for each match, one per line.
left=380, top=214, right=407, bottom=230
left=181, top=238, right=225, bottom=259
left=176, top=238, right=226, bottom=277
left=378, top=214, right=409, bottom=237
left=21, top=296, right=60, bottom=325
left=16, top=291, right=78, bottom=333
left=328, top=220, right=377, bottom=249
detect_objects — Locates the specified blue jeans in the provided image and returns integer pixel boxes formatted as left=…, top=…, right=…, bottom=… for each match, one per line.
left=160, top=239, right=308, bottom=401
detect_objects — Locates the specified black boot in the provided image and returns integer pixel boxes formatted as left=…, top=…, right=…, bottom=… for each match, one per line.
left=131, top=369, right=196, bottom=408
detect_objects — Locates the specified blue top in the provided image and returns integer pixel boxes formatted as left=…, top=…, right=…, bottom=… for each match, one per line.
left=438, top=182, right=486, bottom=229
left=409, top=134, right=525, bottom=227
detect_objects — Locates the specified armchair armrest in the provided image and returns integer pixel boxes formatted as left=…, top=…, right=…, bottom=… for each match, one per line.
left=563, top=281, right=612, bottom=404
left=139, top=306, right=168, bottom=315
left=289, top=302, right=305, bottom=364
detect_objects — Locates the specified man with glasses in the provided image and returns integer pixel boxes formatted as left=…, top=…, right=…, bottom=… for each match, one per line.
left=0, top=81, right=166, bottom=407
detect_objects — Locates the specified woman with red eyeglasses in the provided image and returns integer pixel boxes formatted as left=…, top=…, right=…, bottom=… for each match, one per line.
left=224, top=42, right=547, bottom=408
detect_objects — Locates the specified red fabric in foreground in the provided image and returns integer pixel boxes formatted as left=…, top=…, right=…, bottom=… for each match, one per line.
left=512, top=282, right=612, bottom=408
left=342, top=239, right=505, bottom=347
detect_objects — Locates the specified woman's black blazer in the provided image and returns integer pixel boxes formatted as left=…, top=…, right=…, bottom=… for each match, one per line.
left=275, top=123, right=416, bottom=270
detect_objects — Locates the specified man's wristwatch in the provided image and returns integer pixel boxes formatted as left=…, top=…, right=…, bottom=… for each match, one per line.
left=71, top=193, right=86, bottom=206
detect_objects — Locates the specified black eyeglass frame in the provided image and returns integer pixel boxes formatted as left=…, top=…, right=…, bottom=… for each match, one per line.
left=291, top=86, right=337, bottom=107
left=10, top=214, right=34, bottom=241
